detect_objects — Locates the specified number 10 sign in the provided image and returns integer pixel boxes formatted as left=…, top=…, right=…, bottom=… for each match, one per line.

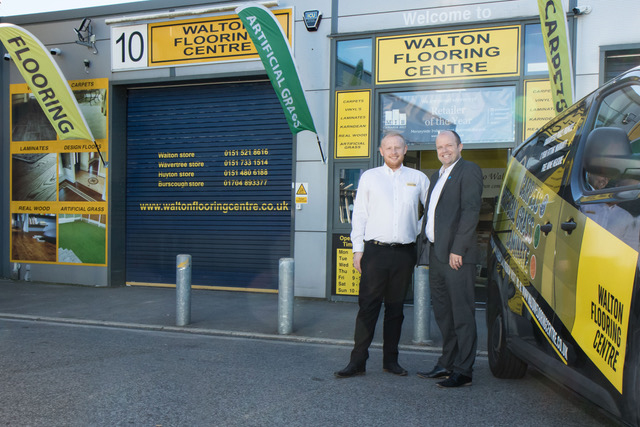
left=111, top=24, right=148, bottom=71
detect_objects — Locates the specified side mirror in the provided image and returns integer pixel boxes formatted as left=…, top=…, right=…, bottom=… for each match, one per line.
left=583, top=127, right=640, bottom=180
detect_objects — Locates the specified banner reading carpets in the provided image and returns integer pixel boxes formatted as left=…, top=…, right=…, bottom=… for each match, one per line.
left=536, top=0, right=574, bottom=113
left=0, top=24, right=108, bottom=266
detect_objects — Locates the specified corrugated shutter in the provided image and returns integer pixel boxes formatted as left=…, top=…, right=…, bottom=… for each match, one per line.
left=125, top=81, right=293, bottom=290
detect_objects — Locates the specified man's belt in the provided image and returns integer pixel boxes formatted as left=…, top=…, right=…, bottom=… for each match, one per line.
left=366, top=240, right=414, bottom=248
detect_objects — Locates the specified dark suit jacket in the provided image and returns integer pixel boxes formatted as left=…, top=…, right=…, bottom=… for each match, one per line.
left=417, top=158, right=483, bottom=266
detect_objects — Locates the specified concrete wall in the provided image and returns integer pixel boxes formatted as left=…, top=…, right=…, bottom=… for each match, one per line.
left=573, top=0, right=640, bottom=99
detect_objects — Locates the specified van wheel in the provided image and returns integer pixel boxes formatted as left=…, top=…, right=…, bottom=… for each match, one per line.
left=487, top=291, right=528, bottom=379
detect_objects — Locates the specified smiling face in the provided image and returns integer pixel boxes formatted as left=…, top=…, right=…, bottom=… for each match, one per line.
left=435, top=131, right=463, bottom=168
left=587, top=172, right=609, bottom=190
left=379, top=134, right=408, bottom=171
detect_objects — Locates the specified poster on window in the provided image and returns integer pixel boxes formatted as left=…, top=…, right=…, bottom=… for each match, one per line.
left=380, top=86, right=515, bottom=145
left=9, top=79, right=108, bottom=266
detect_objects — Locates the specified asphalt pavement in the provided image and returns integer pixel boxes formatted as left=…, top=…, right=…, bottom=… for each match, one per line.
left=0, top=278, right=488, bottom=357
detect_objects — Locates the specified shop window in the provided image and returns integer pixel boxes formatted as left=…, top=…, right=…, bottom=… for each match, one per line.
left=524, top=23, right=548, bottom=76
left=380, top=86, right=516, bottom=146
left=336, top=39, right=373, bottom=87
left=337, top=167, right=364, bottom=224
left=603, top=48, right=640, bottom=83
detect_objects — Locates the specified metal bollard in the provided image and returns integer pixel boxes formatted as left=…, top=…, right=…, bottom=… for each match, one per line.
left=413, top=265, right=433, bottom=344
left=278, top=258, right=294, bottom=335
left=176, top=254, right=192, bottom=327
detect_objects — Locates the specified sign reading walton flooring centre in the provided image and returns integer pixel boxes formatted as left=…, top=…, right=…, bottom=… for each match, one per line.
left=110, top=9, right=292, bottom=70
left=376, top=25, right=520, bottom=84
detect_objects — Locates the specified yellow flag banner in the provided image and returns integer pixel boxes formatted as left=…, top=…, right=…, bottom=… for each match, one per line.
left=0, top=23, right=95, bottom=142
left=537, top=0, right=574, bottom=114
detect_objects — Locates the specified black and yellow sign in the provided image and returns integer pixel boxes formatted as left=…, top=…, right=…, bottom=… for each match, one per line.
left=335, top=90, right=370, bottom=158
left=149, top=9, right=292, bottom=67
left=376, top=26, right=520, bottom=84
left=537, top=0, right=573, bottom=113
left=295, top=182, right=308, bottom=204
left=573, top=221, right=635, bottom=393
left=332, top=234, right=361, bottom=296
left=496, top=159, right=636, bottom=393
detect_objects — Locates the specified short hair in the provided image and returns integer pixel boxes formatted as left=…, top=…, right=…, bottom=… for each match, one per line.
left=381, top=131, right=406, bottom=146
left=438, top=130, right=461, bottom=145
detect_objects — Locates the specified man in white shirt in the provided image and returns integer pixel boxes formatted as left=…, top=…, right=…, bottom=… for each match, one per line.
left=335, top=131, right=429, bottom=378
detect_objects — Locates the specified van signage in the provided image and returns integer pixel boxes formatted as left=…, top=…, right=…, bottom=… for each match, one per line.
left=495, top=159, right=569, bottom=362
left=497, top=158, right=637, bottom=393
left=572, top=222, right=636, bottom=392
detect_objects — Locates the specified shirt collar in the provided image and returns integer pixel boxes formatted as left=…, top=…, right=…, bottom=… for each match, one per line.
left=383, top=163, right=404, bottom=175
left=439, top=158, right=461, bottom=178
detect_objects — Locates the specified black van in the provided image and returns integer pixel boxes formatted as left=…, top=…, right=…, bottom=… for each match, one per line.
left=488, top=65, right=640, bottom=424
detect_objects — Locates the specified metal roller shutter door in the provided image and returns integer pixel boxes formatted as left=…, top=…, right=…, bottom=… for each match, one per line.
left=125, top=81, right=292, bottom=290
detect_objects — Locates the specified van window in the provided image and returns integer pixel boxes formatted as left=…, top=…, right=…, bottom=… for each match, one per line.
left=583, top=84, right=640, bottom=243
left=594, top=84, right=640, bottom=151
left=514, top=101, right=588, bottom=193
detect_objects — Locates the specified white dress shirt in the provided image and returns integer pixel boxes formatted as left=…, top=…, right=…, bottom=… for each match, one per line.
left=425, top=159, right=460, bottom=243
left=351, top=164, right=429, bottom=253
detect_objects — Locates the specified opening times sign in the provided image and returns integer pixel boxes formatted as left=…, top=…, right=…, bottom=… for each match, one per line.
left=332, top=234, right=361, bottom=296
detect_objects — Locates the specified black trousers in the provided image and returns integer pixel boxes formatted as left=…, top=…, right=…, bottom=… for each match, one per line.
left=350, top=242, right=416, bottom=365
left=429, top=250, right=477, bottom=377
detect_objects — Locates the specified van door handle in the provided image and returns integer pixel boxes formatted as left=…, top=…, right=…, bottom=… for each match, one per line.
left=540, top=223, right=552, bottom=235
left=561, top=219, right=577, bottom=234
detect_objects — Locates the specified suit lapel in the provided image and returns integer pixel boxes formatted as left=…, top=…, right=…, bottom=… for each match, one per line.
left=440, top=159, right=464, bottom=196
left=426, top=170, right=439, bottom=206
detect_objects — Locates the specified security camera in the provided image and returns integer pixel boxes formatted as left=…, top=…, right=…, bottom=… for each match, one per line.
left=50, top=48, right=61, bottom=56
left=572, top=5, right=592, bottom=15
left=3, top=53, right=10, bottom=61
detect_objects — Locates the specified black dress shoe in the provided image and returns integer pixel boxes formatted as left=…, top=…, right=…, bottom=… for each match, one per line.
left=334, top=362, right=366, bottom=378
left=436, top=372, right=472, bottom=388
left=383, top=362, right=408, bottom=376
left=416, top=365, right=451, bottom=379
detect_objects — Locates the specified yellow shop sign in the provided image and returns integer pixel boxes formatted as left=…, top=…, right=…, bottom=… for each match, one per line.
left=376, top=26, right=520, bottom=84
left=148, top=9, right=292, bottom=67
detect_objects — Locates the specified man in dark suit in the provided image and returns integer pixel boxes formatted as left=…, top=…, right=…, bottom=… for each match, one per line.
left=416, top=130, right=483, bottom=388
